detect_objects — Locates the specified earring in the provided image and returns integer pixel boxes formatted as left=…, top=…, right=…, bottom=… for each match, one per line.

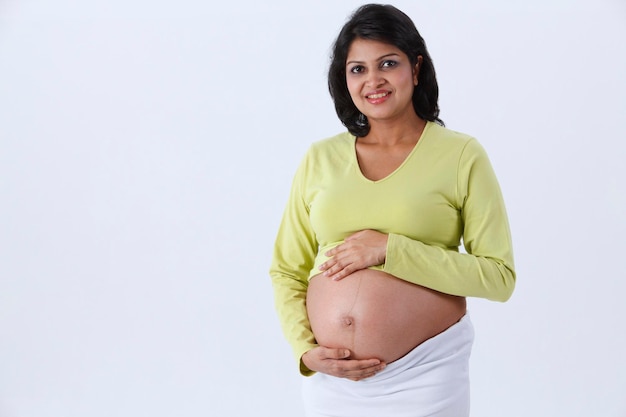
left=356, top=113, right=368, bottom=127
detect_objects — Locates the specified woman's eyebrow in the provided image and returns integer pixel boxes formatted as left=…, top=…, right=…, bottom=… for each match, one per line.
left=346, top=53, right=401, bottom=66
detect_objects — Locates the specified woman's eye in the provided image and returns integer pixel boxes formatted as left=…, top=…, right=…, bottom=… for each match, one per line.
left=349, top=65, right=365, bottom=74
left=381, top=60, right=398, bottom=68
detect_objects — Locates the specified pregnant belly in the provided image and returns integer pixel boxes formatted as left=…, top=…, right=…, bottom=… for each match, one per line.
left=306, top=269, right=466, bottom=363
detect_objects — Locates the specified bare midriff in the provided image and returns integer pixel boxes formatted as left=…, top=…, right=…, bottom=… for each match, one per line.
left=306, top=269, right=466, bottom=363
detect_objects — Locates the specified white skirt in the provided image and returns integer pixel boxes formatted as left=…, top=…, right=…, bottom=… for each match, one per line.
left=301, top=314, right=474, bottom=417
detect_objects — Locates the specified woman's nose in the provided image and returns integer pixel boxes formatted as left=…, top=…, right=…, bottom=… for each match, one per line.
left=365, top=70, right=384, bottom=87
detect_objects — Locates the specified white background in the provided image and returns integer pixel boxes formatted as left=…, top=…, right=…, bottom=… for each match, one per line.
left=1, top=0, right=625, bottom=416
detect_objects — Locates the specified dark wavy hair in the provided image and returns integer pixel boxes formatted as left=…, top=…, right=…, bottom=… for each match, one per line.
left=328, top=4, right=444, bottom=136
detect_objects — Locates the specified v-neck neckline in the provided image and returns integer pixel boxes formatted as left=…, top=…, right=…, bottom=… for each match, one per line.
left=352, top=121, right=431, bottom=184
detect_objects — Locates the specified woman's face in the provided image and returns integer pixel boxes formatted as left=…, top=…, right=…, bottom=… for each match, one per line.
left=345, top=38, right=420, bottom=124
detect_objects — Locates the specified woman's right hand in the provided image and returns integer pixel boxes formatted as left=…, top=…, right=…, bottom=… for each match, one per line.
left=302, top=346, right=386, bottom=381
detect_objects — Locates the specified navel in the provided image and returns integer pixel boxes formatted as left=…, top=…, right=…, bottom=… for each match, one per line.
left=340, top=315, right=354, bottom=327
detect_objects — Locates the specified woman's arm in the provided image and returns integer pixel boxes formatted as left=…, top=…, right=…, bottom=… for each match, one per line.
left=320, top=139, right=515, bottom=302
left=270, top=152, right=388, bottom=377
left=269, top=154, right=319, bottom=375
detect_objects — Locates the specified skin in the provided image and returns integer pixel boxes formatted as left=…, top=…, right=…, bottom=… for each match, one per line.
left=301, top=38, right=429, bottom=381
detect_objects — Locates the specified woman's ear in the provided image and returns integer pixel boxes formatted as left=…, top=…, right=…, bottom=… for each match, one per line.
left=413, top=55, right=423, bottom=86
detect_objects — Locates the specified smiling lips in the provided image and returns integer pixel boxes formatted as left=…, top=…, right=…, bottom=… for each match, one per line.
left=365, top=90, right=391, bottom=103
left=366, top=91, right=390, bottom=99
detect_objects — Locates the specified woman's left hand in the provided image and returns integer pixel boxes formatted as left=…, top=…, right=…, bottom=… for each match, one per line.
left=319, top=230, right=388, bottom=281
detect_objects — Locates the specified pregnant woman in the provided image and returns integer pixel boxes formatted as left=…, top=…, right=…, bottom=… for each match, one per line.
left=269, top=5, right=515, bottom=417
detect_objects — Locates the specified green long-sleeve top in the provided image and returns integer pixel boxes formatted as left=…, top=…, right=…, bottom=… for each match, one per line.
left=270, top=121, right=515, bottom=374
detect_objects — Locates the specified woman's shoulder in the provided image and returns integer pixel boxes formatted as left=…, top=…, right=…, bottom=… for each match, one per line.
left=426, top=122, right=476, bottom=148
left=310, top=131, right=354, bottom=149
left=426, top=123, right=494, bottom=171
left=304, top=131, right=354, bottom=160
left=293, top=131, right=354, bottom=176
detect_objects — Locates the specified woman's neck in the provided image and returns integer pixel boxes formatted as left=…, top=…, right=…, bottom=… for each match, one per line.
left=363, top=115, right=427, bottom=146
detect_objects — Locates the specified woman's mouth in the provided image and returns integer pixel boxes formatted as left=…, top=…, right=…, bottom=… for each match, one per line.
left=366, top=92, right=390, bottom=99
left=365, top=91, right=391, bottom=104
